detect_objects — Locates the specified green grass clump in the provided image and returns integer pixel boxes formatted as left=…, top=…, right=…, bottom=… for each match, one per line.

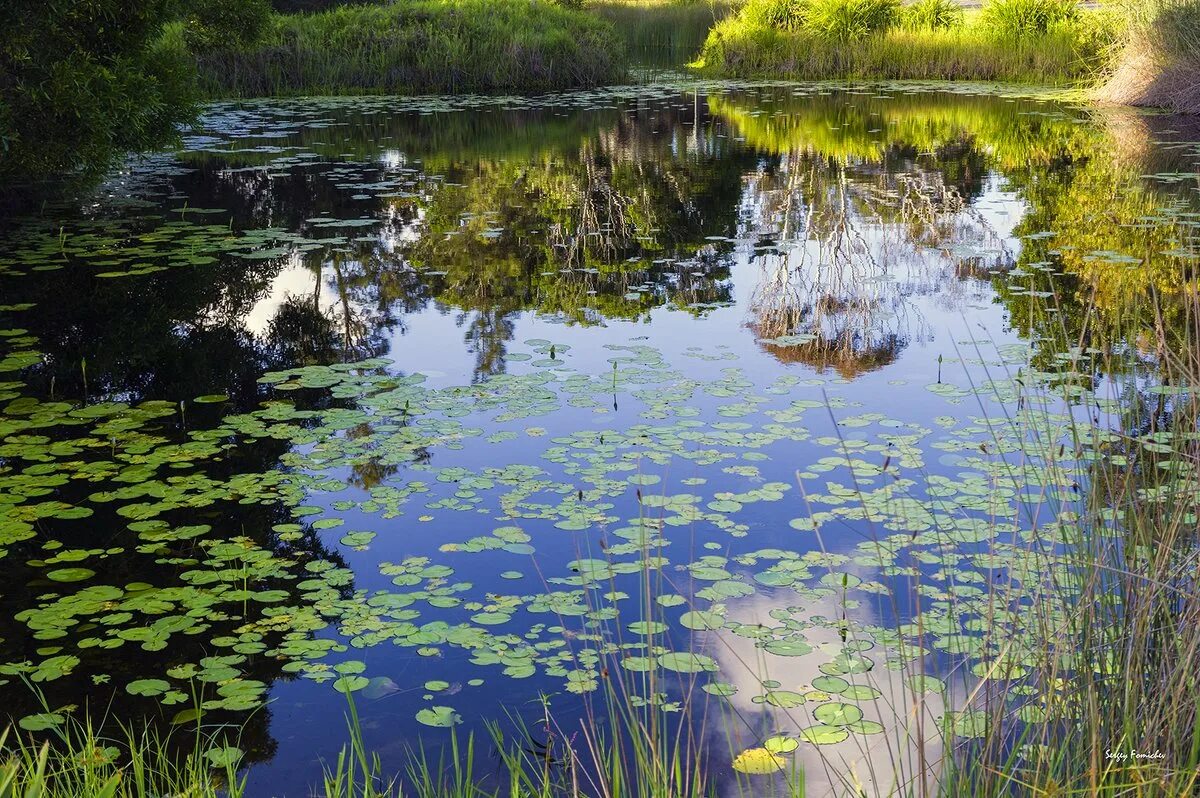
left=183, top=0, right=627, bottom=98
left=804, top=0, right=900, bottom=42
left=900, top=0, right=963, bottom=31
left=980, top=0, right=1077, bottom=37
left=696, top=0, right=1114, bottom=83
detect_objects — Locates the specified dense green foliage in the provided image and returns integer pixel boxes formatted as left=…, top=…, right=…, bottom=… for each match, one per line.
left=0, top=0, right=195, bottom=189
left=183, top=0, right=273, bottom=52
left=183, top=0, right=627, bottom=98
left=696, top=0, right=1116, bottom=82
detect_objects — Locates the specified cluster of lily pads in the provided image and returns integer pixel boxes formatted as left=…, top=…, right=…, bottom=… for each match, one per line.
left=4, top=291, right=1195, bottom=752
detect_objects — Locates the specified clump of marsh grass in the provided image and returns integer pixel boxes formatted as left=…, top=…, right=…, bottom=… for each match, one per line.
left=0, top=714, right=246, bottom=798
left=900, top=0, right=964, bottom=32
left=1096, top=0, right=1200, bottom=112
left=803, top=0, right=900, bottom=42
left=979, top=0, right=1078, bottom=38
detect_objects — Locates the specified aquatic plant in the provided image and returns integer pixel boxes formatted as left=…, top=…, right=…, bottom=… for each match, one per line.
left=900, top=0, right=964, bottom=31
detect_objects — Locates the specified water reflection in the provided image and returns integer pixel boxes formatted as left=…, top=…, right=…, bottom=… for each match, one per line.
left=0, top=83, right=1198, bottom=792
left=706, top=591, right=954, bottom=798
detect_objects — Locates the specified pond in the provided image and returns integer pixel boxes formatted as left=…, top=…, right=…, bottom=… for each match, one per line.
left=1, top=81, right=1198, bottom=796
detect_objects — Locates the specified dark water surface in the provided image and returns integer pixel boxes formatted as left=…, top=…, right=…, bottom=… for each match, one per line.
left=1, top=81, right=1198, bottom=796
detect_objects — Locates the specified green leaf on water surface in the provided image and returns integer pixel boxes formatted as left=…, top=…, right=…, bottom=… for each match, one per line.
left=702, top=682, right=737, bottom=697
left=18, top=713, right=65, bottom=731
left=799, top=725, right=850, bottom=745
left=840, top=685, right=882, bottom=700
left=813, top=702, right=863, bottom=726
left=333, top=676, right=370, bottom=693
left=763, top=736, right=799, bottom=754
left=126, top=679, right=171, bottom=697
left=204, top=747, right=243, bottom=768
left=810, top=675, right=848, bottom=694
left=945, top=710, right=988, bottom=738
left=732, top=748, right=786, bottom=774
left=46, top=568, right=95, bottom=582
left=657, top=652, right=717, bottom=673
left=416, top=706, right=461, bottom=728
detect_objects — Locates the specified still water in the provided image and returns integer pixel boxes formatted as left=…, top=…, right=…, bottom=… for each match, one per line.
left=1, top=81, right=1197, bottom=795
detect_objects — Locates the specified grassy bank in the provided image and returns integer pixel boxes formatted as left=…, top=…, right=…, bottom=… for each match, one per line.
left=694, top=0, right=1116, bottom=83
left=176, top=0, right=627, bottom=98
left=1098, top=0, right=1200, bottom=112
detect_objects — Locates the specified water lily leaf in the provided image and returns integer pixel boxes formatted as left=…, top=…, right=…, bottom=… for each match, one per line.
left=416, top=706, right=461, bottom=728
left=732, top=747, right=786, bottom=774
left=18, top=713, right=64, bottom=731
left=126, top=679, right=170, bottom=697
left=657, top=652, right=717, bottom=673
left=204, top=746, right=243, bottom=768
left=46, top=568, right=95, bottom=583
left=799, top=725, right=850, bottom=745
left=763, top=736, right=799, bottom=754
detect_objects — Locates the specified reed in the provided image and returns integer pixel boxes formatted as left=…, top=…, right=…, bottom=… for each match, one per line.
left=180, top=0, right=628, bottom=99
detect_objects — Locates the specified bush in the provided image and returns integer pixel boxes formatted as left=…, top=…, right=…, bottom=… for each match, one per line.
left=901, top=0, right=963, bottom=31
left=981, top=0, right=1078, bottom=38
left=184, top=0, right=273, bottom=52
left=0, top=0, right=197, bottom=190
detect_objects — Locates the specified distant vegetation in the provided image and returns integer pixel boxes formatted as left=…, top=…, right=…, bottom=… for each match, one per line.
left=695, top=0, right=1118, bottom=83
left=179, top=0, right=627, bottom=98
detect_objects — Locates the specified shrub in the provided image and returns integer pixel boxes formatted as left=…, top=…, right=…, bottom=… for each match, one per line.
left=805, top=0, right=901, bottom=41
left=981, top=0, right=1078, bottom=38
left=184, top=0, right=273, bottom=52
left=901, top=0, right=964, bottom=31
left=0, top=0, right=196, bottom=190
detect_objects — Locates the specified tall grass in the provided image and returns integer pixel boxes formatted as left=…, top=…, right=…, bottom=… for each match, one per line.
left=979, top=0, right=1077, bottom=37
left=696, top=0, right=1116, bottom=83
left=900, top=0, right=963, bottom=32
left=177, top=0, right=627, bottom=99
left=1096, top=0, right=1200, bottom=112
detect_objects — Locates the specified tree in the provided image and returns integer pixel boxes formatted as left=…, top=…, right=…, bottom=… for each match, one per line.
left=0, top=0, right=196, bottom=192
